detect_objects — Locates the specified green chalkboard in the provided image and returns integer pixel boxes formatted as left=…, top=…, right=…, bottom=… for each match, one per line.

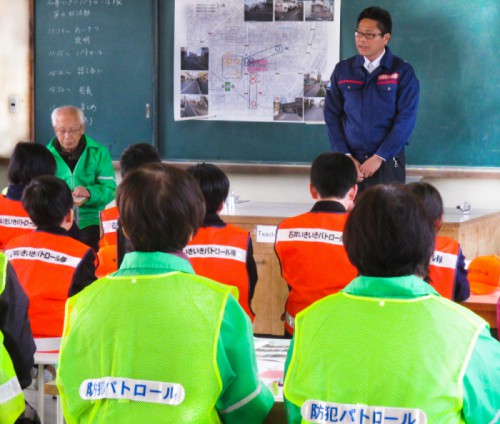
left=34, top=0, right=156, bottom=160
left=159, top=1, right=500, bottom=166
left=34, top=1, right=500, bottom=166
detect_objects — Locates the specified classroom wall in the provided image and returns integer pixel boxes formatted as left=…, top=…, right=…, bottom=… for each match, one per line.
left=226, top=173, right=500, bottom=211
left=0, top=0, right=30, bottom=157
left=0, top=2, right=499, bottom=213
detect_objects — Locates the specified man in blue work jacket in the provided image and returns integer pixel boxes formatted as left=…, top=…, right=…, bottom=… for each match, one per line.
left=324, top=6, right=419, bottom=191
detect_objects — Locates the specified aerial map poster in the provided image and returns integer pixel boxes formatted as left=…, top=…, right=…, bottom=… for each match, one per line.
left=174, top=0, right=341, bottom=123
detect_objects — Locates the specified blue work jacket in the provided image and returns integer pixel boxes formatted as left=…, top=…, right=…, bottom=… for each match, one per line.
left=324, top=47, right=419, bottom=161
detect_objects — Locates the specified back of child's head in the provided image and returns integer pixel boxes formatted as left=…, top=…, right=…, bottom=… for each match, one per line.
left=117, top=163, right=205, bottom=252
left=406, top=182, right=444, bottom=227
left=310, top=152, right=358, bottom=198
left=119, top=143, right=162, bottom=177
left=344, top=184, right=435, bottom=278
left=8, top=142, right=56, bottom=185
left=186, top=163, right=229, bottom=214
left=22, top=175, right=73, bottom=228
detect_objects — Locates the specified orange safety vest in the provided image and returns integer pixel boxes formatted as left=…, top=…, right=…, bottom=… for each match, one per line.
left=428, top=236, right=459, bottom=299
left=185, top=225, right=255, bottom=321
left=5, top=231, right=94, bottom=338
left=0, top=195, right=36, bottom=250
left=99, top=206, right=119, bottom=248
left=275, top=212, right=357, bottom=334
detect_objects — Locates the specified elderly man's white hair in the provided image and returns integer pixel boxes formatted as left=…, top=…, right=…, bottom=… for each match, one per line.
left=51, top=106, right=85, bottom=127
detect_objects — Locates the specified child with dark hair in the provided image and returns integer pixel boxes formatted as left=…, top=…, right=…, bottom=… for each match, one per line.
left=284, top=184, right=500, bottom=423
left=185, top=163, right=258, bottom=322
left=274, top=152, right=358, bottom=335
left=57, top=163, right=273, bottom=423
left=0, top=142, right=56, bottom=249
left=407, top=181, right=470, bottom=301
left=5, top=175, right=97, bottom=338
left=98, top=143, right=162, bottom=276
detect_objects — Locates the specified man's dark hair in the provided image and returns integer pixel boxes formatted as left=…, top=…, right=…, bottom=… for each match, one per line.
left=357, top=6, right=392, bottom=35
left=119, top=143, right=162, bottom=177
left=8, top=142, right=56, bottom=185
left=406, top=182, right=443, bottom=229
left=344, top=184, right=435, bottom=278
left=22, top=176, right=73, bottom=228
left=186, top=163, right=229, bottom=214
left=117, top=163, right=205, bottom=252
left=310, top=152, right=358, bottom=198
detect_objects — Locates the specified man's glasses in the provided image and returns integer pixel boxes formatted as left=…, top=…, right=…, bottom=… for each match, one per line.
left=55, top=127, right=82, bottom=136
left=355, top=30, right=383, bottom=40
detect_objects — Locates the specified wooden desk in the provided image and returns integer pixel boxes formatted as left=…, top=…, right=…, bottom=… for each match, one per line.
left=461, top=290, right=499, bottom=330
left=222, top=203, right=500, bottom=336
left=223, top=203, right=311, bottom=336
left=436, top=208, right=500, bottom=258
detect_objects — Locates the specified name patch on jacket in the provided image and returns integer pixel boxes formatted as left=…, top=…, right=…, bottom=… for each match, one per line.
left=5, top=247, right=81, bottom=267
left=80, top=377, right=185, bottom=405
left=377, top=73, right=400, bottom=84
left=184, top=244, right=246, bottom=263
left=301, top=400, right=427, bottom=424
left=276, top=228, right=344, bottom=245
left=430, top=250, right=458, bottom=269
left=0, top=215, right=35, bottom=229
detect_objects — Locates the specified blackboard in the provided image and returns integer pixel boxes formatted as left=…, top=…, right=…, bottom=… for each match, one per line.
left=34, top=0, right=156, bottom=160
left=159, top=1, right=500, bottom=167
left=34, top=1, right=500, bottom=166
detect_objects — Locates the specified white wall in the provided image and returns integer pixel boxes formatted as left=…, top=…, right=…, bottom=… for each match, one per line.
left=424, top=178, right=500, bottom=210
left=227, top=172, right=500, bottom=211
left=227, top=173, right=312, bottom=204
left=0, top=0, right=30, bottom=157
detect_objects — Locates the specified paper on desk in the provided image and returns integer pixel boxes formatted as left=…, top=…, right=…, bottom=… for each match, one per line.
left=254, top=338, right=290, bottom=401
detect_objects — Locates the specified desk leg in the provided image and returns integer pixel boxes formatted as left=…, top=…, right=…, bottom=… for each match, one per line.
left=37, top=364, right=45, bottom=424
left=56, top=394, right=64, bottom=424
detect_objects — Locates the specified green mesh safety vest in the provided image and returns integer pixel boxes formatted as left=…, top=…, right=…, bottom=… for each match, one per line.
left=0, top=253, right=25, bottom=423
left=284, top=291, right=486, bottom=423
left=57, top=271, right=236, bottom=424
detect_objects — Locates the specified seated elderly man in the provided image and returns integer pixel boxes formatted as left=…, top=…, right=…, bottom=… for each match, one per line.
left=47, top=105, right=116, bottom=251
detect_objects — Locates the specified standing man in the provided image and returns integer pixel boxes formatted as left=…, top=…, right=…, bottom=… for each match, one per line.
left=47, top=106, right=116, bottom=251
left=324, top=6, right=419, bottom=190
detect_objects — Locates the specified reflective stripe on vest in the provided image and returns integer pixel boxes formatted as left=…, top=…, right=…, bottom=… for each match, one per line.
left=284, top=287, right=486, bottom=422
left=0, top=253, right=25, bottom=423
left=5, top=232, right=91, bottom=338
left=275, top=212, right=356, bottom=334
left=34, top=337, right=61, bottom=353
left=0, top=196, right=35, bottom=250
left=5, top=247, right=83, bottom=268
left=276, top=228, right=344, bottom=246
left=0, top=377, right=23, bottom=405
left=58, top=271, right=234, bottom=423
left=79, top=377, right=185, bottom=405
left=301, top=400, right=427, bottom=423
left=284, top=311, right=295, bottom=330
left=429, top=236, right=459, bottom=299
left=99, top=206, right=119, bottom=248
left=185, top=244, right=246, bottom=263
left=0, top=215, right=35, bottom=230
left=186, top=225, right=254, bottom=321
left=101, top=220, right=118, bottom=236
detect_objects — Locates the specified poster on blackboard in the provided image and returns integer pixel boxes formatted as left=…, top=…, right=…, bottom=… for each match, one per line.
left=173, top=0, right=341, bottom=123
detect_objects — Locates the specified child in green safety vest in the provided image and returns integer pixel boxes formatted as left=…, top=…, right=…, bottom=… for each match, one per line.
left=284, top=184, right=500, bottom=424
left=57, top=163, right=274, bottom=423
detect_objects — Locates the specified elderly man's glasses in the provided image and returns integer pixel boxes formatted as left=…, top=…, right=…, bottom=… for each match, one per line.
left=55, top=127, right=82, bottom=136
left=355, top=30, right=383, bottom=40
